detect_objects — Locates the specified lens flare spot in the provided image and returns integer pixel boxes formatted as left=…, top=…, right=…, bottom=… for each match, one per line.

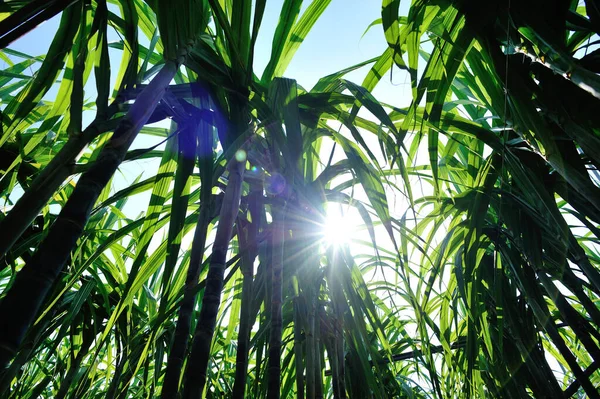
left=266, top=173, right=286, bottom=195
left=235, top=149, right=247, bottom=163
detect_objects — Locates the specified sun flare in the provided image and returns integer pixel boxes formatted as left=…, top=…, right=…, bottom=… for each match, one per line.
left=322, top=208, right=354, bottom=247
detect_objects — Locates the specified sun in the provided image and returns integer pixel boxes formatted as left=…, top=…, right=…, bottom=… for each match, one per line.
left=322, top=207, right=354, bottom=247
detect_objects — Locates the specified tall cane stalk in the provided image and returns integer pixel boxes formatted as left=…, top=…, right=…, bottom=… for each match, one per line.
left=0, top=60, right=179, bottom=369
left=183, top=156, right=245, bottom=398
left=267, top=200, right=286, bottom=399
left=161, top=118, right=214, bottom=399
left=232, top=180, right=262, bottom=398
left=0, top=109, right=120, bottom=262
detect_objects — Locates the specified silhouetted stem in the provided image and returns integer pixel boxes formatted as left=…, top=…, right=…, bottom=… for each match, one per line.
left=328, top=249, right=346, bottom=399
left=267, top=201, right=285, bottom=399
left=0, top=113, right=120, bottom=263
left=515, top=47, right=600, bottom=100
left=232, top=181, right=262, bottom=399
left=183, top=158, right=245, bottom=399
left=0, top=60, right=178, bottom=369
left=292, top=296, right=305, bottom=399
left=315, top=313, right=323, bottom=399
left=162, top=108, right=213, bottom=399
left=161, top=201, right=212, bottom=399
left=0, top=0, right=78, bottom=49
left=306, top=293, right=316, bottom=399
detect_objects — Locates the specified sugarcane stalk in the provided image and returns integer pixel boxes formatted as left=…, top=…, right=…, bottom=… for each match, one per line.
left=306, top=292, right=316, bottom=399
left=159, top=123, right=198, bottom=305
left=334, top=322, right=346, bottom=399
left=253, top=226, right=272, bottom=398
left=161, top=201, right=212, bottom=399
left=0, top=0, right=79, bottom=49
left=515, top=46, right=600, bottom=101
left=327, top=249, right=346, bottom=399
left=0, top=0, right=123, bottom=262
left=0, top=111, right=120, bottom=263
left=232, top=180, right=262, bottom=399
left=0, top=302, right=60, bottom=394
left=254, top=312, right=266, bottom=398
left=292, top=292, right=305, bottom=399
left=161, top=109, right=213, bottom=399
left=267, top=200, right=285, bottom=399
left=315, top=310, right=323, bottom=399
left=323, top=336, right=338, bottom=398
left=0, top=59, right=179, bottom=369
left=183, top=156, right=245, bottom=399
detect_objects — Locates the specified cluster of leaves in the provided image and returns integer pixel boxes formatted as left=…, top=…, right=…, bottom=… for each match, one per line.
left=0, top=0, right=599, bottom=398
left=374, top=0, right=600, bottom=397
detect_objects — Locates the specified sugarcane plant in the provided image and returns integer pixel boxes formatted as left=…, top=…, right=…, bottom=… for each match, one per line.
left=1, top=0, right=406, bottom=397
left=369, top=0, right=600, bottom=396
left=0, top=0, right=208, bottom=378
left=1, top=0, right=600, bottom=398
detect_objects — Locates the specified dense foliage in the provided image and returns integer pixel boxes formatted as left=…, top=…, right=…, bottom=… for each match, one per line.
left=0, top=0, right=599, bottom=398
